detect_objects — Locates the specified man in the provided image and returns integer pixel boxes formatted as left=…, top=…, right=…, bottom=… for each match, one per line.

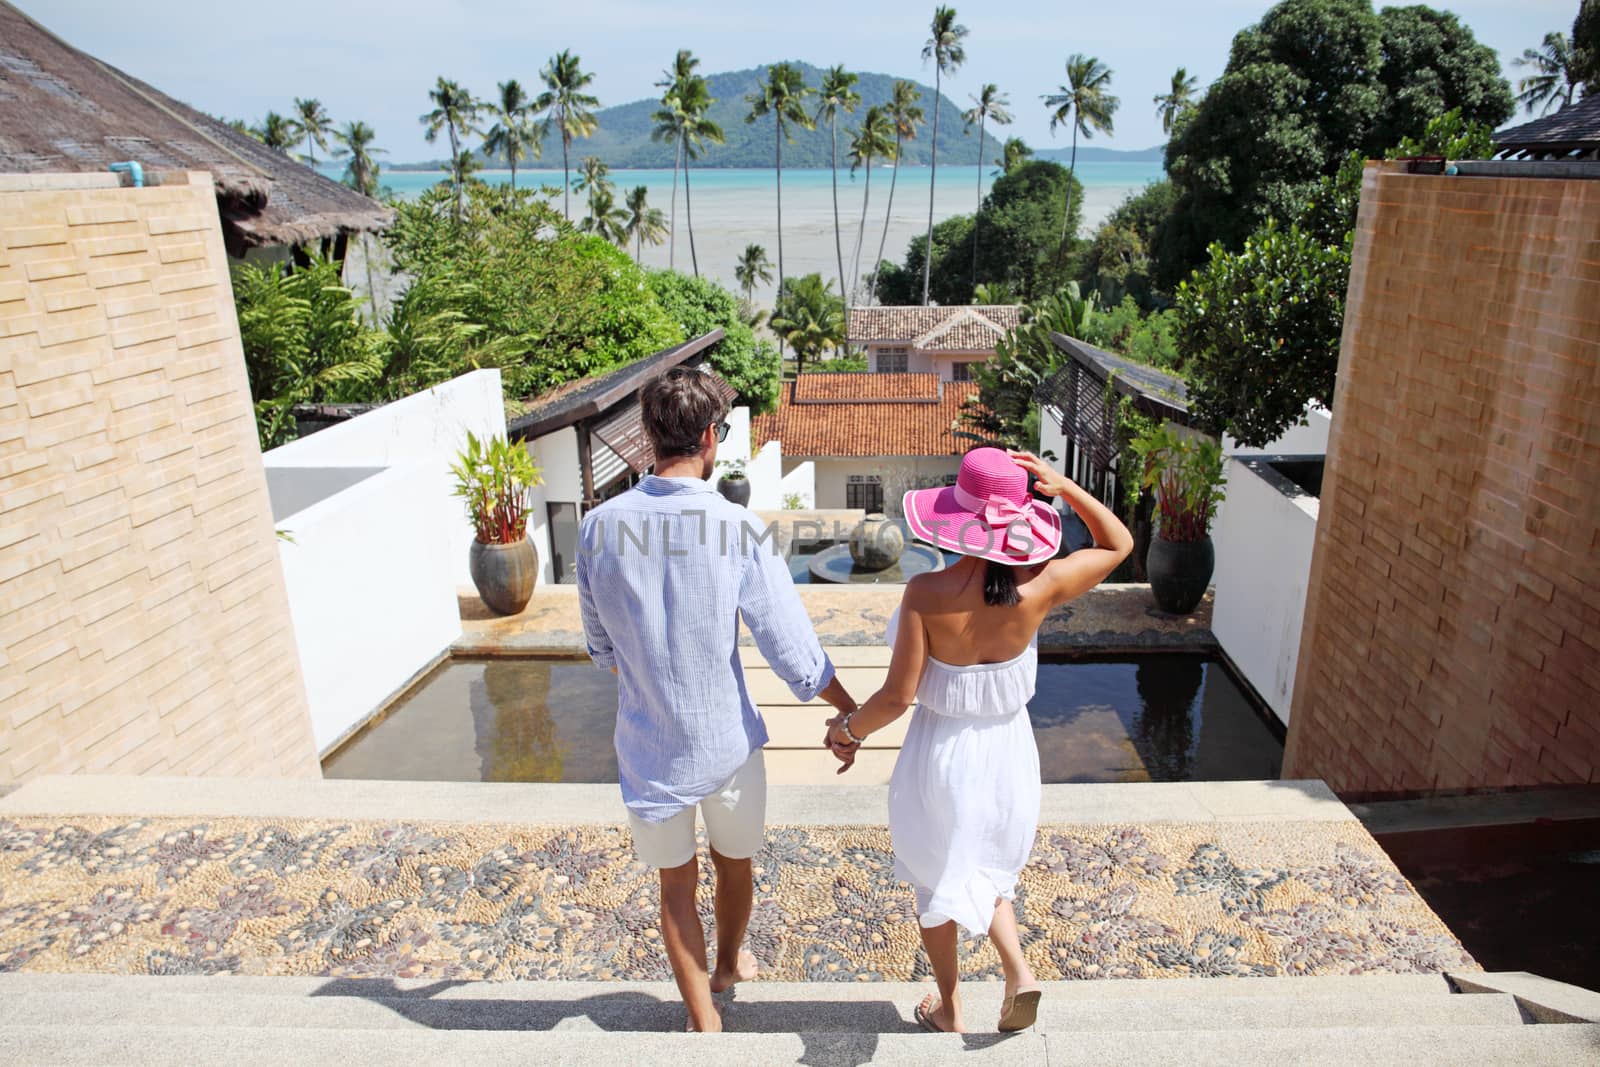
left=576, top=367, right=857, bottom=1033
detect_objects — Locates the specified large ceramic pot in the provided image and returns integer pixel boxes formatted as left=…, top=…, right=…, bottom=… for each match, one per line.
left=849, top=512, right=905, bottom=572
left=717, top=474, right=751, bottom=507
left=1146, top=535, right=1214, bottom=615
left=470, top=537, right=539, bottom=616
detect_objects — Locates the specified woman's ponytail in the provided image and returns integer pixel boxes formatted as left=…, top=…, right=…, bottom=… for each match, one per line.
left=983, top=559, right=1020, bottom=607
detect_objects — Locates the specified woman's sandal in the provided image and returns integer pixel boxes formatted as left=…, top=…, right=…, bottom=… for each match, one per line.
left=913, top=996, right=951, bottom=1033
left=997, top=986, right=1042, bottom=1032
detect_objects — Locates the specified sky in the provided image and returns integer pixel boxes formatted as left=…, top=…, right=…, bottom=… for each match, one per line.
left=19, top=0, right=1574, bottom=164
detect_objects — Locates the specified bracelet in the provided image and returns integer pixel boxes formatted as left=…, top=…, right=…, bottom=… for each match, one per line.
left=839, top=712, right=865, bottom=745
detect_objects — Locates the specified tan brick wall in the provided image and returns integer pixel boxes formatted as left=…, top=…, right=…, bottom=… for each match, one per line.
left=0, top=172, right=318, bottom=782
left=1284, top=162, right=1600, bottom=797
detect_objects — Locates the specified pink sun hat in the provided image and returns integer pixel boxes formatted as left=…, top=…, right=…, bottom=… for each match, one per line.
left=903, top=447, right=1062, bottom=566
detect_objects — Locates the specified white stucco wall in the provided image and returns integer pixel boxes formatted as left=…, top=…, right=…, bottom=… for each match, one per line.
left=274, top=465, right=460, bottom=753
left=779, top=458, right=815, bottom=510
left=793, top=457, right=962, bottom=513
left=1211, top=458, right=1320, bottom=727
left=1224, top=406, right=1332, bottom=456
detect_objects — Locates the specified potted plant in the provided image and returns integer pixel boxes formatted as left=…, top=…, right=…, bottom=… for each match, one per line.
left=450, top=431, right=544, bottom=616
left=1127, top=424, right=1226, bottom=614
left=717, top=458, right=751, bottom=507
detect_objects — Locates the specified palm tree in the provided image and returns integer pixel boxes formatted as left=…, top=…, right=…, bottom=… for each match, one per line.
left=996, top=136, right=1032, bottom=176
left=962, top=84, right=1012, bottom=294
left=483, top=79, right=539, bottom=189
left=1043, top=54, right=1119, bottom=264
left=1154, top=68, right=1198, bottom=136
left=652, top=50, right=699, bottom=271
left=574, top=155, right=613, bottom=211
left=623, top=185, right=667, bottom=263
left=745, top=63, right=815, bottom=351
left=921, top=5, right=969, bottom=306
left=870, top=80, right=924, bottom=306
left=847, top=106, right=896, bottom=306
left=420, top=78, right=481, bottom=220
left=734, top=243, right=774, bottom=317
left=579, top=185, right=629, bottom=246
left=293, top=98, right=333, bottom=165
left=678, top=78, right=724, bottom=280
left=536, top=51, right=600, bottom=220
left=334, top=120, right=386, bottom=323
left=1516, top=31, right=1583, bottom=114
left=815, top=65, right=861, bottom=308
left=770, top=273, right=846, bottom=375
left=256, top=112, right=300, bottom=156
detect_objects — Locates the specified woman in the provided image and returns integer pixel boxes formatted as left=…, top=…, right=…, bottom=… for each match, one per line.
left=826, top=447, right=1132, bottom=1034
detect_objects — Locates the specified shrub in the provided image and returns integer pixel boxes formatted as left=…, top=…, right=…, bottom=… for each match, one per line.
left=645, top=270, right=781, bottom=414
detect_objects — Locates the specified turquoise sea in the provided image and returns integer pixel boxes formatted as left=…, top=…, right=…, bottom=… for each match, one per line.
left=322, top=161, right=1166, bottom=300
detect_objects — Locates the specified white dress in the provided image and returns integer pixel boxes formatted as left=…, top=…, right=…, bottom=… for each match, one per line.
left=886, top=607, right=1042, bottom=935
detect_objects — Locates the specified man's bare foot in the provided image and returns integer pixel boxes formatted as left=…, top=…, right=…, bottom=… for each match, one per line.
left=914, top=993, right=965, bottom=1033
left=709, top=948, right=758, bottom=994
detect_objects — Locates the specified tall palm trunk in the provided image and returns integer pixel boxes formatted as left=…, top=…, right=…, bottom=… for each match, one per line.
left=869, top=131, right=905, bottom=307
left=775, top=118, right=786, bottom=360
left=510, top=156, right=518, bottom=191
left=685, top=152, right=700, bottom=278
left=829, top=115, right=846, bottom=308
left=1056, top=123, right=1078, bottom=266
left=850, top=153, right=873, bottom=307
left=561, top=123, right=571, bottom=220
left=667, top=135, right=681, bottom=269
left=971, top=115, right=986, bottom=293
left=921, top=67, right=941, bottom=306
left=447, top=120, right=463, bottom=221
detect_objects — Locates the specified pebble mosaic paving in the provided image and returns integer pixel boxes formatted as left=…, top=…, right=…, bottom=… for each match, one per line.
left=0, top=816, right=1475, bottom=982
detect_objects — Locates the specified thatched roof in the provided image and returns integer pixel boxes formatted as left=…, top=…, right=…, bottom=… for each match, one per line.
left=1494, top=95, right=1600, bottom=160
left=0, top=1, right=392, bottom=252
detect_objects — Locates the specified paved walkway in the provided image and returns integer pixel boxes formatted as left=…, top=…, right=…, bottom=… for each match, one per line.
left=0, top=778, right=1474, bottom=984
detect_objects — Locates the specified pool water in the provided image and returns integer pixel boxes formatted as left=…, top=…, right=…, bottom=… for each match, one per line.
left=322, top=654, right=1282, bottom=785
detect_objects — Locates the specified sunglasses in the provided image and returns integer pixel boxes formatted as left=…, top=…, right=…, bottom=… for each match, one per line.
left=714, top=420, right=730, bottom=443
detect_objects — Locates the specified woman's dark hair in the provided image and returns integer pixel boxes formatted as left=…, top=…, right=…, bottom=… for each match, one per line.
left=983, top=559, right=1020, bottom=607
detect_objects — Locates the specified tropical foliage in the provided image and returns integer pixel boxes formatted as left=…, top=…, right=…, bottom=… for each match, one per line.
left=963, top=84, right=1013, bottom=292
left=483, top=79, right=539, bottom=188
left=623, top=185, right=668, bottom=263
left=645, top=271, right=781, bottom=413
left=869, top=79, right=925, bottom=305
left=745, top=62, right=815, bottom=335
left=537, top=50, right=601, bottom=220
left=1516, top=30, right=1585, bottom=115
left=769, top=273, right=846, bottom=374
left=1043, top=54, right=1119, bottom=265
left=450, top=431, right=543, bottom=545
left=921, top=5, right=968, bottom=304
left=815, top=65, right=861, bottom=304
left=959, top=286, right=1095, bottom=451
left=420, top=78, right=481, bottom=219
left=292, top=98, right=333, bottom=164
left=847, top=105, right=896, bottom=305
left=1124, top=424, right=1226, bottom=542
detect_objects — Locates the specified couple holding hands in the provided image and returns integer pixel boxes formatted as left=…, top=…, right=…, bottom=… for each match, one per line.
left=577, top=368, right=1132, bottom=1034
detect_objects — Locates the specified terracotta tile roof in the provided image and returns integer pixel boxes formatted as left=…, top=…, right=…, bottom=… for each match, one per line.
left=848, top=305, right=1023, bottom=351
left=752, top=380, right=983, bottom=458
left=791, top=372, right=940, bottom=403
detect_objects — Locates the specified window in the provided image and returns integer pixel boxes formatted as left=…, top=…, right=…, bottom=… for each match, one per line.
left=951, top=361, right=977, bottom=382
left=877, top=346, right=908, bottom=374
left=846, top=474, right=884, bottom=513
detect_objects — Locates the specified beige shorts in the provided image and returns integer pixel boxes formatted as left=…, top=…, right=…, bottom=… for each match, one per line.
left=627, top=749, right=767, bottom=869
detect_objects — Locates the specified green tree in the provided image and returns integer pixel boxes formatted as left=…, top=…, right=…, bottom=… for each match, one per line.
left=848, top=106, right=897, bottom=304
left=652, top=50, right=724, bottom=278
left=1081, top=179, right=1177, bottom=308
left=1578, top=0, right=1600, bottom=93
left=537, top=50, right=601, bottom=220
left=1516, top=30, right=1584, bottom=114
left=1372, top=6, right=1513, bottom=147
left=623, top=184, right=667, bottom=263
left=652, top=51, right=697, bottom=272
left=959, top=287, right=1098, bottom=451
left=870, top=80, right=924, bottom=306
left=1154, top=69, right=1198, bottom=136
left=996, top=136, right=1032, bottom=175
left=815, top=65, right=862, bottom=306
left=770, top=273, right=846, bottom=374
left=256, top=111, right=300, bottom=155
left=646, top=270, right=782, bottom=412
left=420, top=78, right=481, bottom=220
left=1043, top=54, right=1119, bottom=266
left=483, top=79, right=539, bottom=189
left=963, top=84, right=1013, bottom=293
left=234, top=256, right=383, bottom=449
left=678, top=75, right=725, bottom=280
left=734, top=243, right=774, bottom=318
left=579, top=185, right=629, bottom=246
left=292, top=98, right=333, bottom=165
left=745, top=62, right=815, bottom=343
left=921, top=5, right=969, bottom=305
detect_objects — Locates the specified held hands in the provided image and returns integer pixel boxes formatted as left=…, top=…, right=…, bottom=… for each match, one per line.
left=823, top=715, right=860, bottom=775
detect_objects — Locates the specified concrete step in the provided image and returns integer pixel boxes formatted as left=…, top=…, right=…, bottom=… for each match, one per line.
left=0, top=986, right=1524, bottom=1034
left=3, top=1024, right=1598, bottom=1066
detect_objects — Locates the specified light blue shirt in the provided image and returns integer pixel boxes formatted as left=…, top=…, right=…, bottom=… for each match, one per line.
left=576, top=475, right=835, bottom=822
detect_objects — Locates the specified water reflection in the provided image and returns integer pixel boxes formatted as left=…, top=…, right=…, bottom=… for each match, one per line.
left=324, top=655, right=1282, bottom=785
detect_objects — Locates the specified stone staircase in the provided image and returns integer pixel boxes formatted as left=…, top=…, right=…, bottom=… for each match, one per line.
left=2, top=776, right=1597, bottom=1064
left=0, top=971, right=1596, bottom=1064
